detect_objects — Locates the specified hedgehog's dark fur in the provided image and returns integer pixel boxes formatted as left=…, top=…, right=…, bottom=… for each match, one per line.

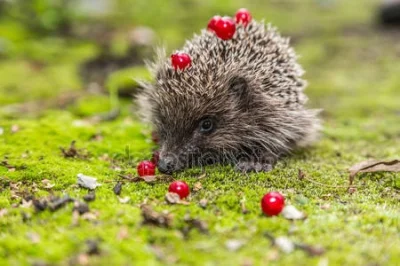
left=137, top=20, right=321, bottom=174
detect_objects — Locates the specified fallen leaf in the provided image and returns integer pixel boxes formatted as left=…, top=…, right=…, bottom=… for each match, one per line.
left=199, top=198, right=208, bottom=209
left=141, top=204, right=172, bottom=228
left=165, top=192, right=181, bottom=204
left=184, top=214, right=208, bottom=234
left=77, top=173, right=101, bottom=190
left=81, top=212, right=99, bottom=221
left=41, top=179, right=55, bottom=189
left=225, top=239, right=245, bottom=252
left=296, top=243, right=326, bottom=256
left=60, top=140, right=78, bottom=158
left=282, top=205, right=307, bottom=220
left=141, top=175, right=157, bottom=183
left=348, top=187, right=357, bottom=194
left=193, top=182, right=202, bottom=191
left=197, top=173, right=207, bottom=179
left=349, top=159, right=400, bottom=185
left=20, top=199, right=33, bottom=208
left=298, top=169, right=306, bottom=180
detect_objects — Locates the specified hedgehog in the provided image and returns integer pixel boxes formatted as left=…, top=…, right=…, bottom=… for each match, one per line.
left=137, top=17, right=321, bottom=174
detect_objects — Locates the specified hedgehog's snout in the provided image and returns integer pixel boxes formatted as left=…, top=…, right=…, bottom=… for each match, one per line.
left=157, top=155, right=176, bottom=175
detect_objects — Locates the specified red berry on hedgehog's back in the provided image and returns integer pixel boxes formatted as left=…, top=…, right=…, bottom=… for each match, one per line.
left=171, top=52, right=191, bottom=70
left=207, top=15, right=221, bottom=32
left=213, top=16, right=236, bottom=40
left=137, top=160, right=156, bottom=176
left=261, top=192, right=285, bottom=216
left=235, top=8, right=252, bottom=26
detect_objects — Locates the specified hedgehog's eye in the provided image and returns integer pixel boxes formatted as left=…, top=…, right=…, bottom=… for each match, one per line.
left=199, top=118, right=214, bottom=133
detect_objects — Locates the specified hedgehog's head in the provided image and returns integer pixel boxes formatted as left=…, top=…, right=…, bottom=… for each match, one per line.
left=145, top=67, right=263, bottom=174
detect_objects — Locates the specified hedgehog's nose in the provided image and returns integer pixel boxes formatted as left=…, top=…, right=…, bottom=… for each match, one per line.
left=157, top=157, right=175, bottom=175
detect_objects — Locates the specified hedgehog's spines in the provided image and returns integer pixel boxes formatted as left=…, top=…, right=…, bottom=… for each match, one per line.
left=137, top=19, right=320, bottom=172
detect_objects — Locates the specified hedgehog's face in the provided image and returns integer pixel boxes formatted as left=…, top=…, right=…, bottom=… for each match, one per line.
left=153, top=76, right=257, bottom=174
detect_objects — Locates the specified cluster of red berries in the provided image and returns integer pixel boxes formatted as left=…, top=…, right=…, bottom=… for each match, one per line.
left=207, top=8, right=252, bottom=40
left=170, top=8, right=252, bottom=71
left=136, top=136, right=190, bottom=199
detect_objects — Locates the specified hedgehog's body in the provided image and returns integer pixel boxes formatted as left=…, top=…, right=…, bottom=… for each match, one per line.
left=138, top=20, right=320, bottom=174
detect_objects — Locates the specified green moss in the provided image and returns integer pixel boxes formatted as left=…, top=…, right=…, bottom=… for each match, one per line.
left=0, top=0, right=399, bottom=265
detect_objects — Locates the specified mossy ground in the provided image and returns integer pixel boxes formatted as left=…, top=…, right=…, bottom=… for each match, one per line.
left=0, top=1, right=399, bottom=265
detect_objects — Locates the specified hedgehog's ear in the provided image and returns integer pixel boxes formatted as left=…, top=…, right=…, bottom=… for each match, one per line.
left=228, top=76, right=250, bottom=105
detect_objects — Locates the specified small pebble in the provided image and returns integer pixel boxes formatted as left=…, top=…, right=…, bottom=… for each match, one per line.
left=275, top=236, right=295, bottom=254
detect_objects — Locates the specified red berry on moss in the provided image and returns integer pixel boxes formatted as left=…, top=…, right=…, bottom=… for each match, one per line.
left=168, top=181, right=190, bottom=199
left=207, top=15, right=221, bottom=32
left=213, top=16, right=236, bottom=40
left=151, top=150, right=160, bottom=165
left=235, top=8, right=252, bottom=26
left=261, top=192, right=285, bottom=216
left=171, top=52, right=191, bottom=70
left=137, top=160, right=156, bottom=176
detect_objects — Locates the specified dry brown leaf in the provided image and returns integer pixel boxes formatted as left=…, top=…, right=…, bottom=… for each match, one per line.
left=349, top=159, right=400, bottom=185
left=81, top=212, right=99, bottom=222
left=165, top=192, right=189, bottom=205
left=199, top=198, right=208, bottom=209
left=193, top=182, right=202, bottom=191
left=119, top=174, right=174, bottom=184
left=298, top=169, right=306, bottom=180
left=141, top=204, right=173, bottom=228
left=41, top=179, right=55, bottom=189
left=165, top=192, right=180, bottom=204
left=141, top=175, right=157, bottom=182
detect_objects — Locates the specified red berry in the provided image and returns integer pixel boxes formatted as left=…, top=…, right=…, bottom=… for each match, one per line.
left=235, top=8, right=252, bottom=26
left=207, top=15, right=221, bottom=32
left=213, top=16, right=236, bottom=40
left=261, top=192, right=285, bottom=216
left=168, top=181, right=190, bottom=199
left=137, top=160, right=156, bottom=176
left=151, top=150, right=160, bottom=165
left=171, top=52, right=191, bottom=70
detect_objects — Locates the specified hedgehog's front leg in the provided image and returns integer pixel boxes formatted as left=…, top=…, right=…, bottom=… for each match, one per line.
left=234, top=158, right=274, bottom=173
